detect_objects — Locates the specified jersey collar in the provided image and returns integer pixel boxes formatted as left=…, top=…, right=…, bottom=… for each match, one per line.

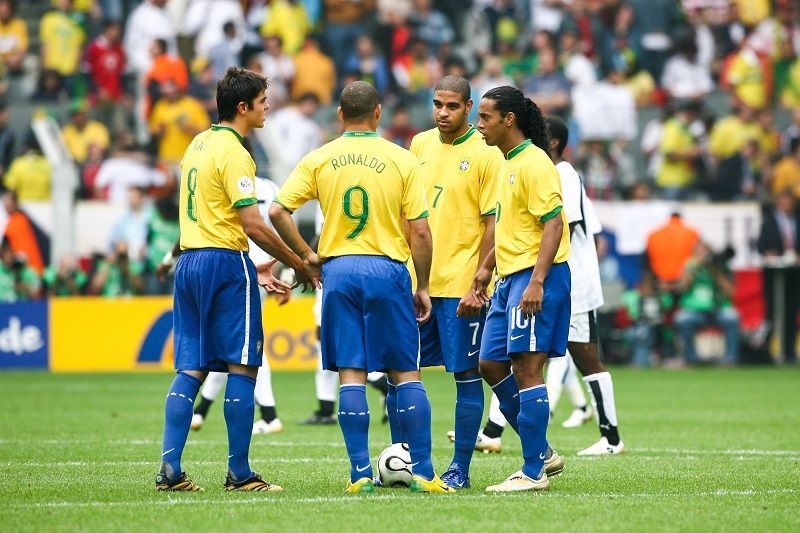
left=342, top=131, right=380, bottom=137
left=506, top=139, right=532, bottom=160
left=211, top=124, right=244, bottom=144
left=439, top=124, right=476, bottom=146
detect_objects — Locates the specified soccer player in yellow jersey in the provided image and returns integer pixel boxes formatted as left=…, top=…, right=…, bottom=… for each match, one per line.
left=155, top=68, right=317, bottom=493
left=474, top=86, right=571, bottom=492
left=270, top=81, right=453, bottom=495
left=404, top=76, right=501, bottom=489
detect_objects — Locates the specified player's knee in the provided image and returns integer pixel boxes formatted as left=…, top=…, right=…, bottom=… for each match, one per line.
left=228, top=364, right=258, bottom=379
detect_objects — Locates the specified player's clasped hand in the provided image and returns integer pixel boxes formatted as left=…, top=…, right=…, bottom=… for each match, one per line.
left=456, top=291, right=484, bottom=317
left=470, top=266, right=493, bottom=305
left=293, top=252, right=322, bottom=292
left=414, top=288, right=432, bottom=324
left=256, top=259, right=294, bottom=294
left=519, top=280, right=544, bottom=318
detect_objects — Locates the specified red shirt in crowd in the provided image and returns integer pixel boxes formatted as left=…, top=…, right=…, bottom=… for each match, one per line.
left=84, top=35, right=127, bottom=102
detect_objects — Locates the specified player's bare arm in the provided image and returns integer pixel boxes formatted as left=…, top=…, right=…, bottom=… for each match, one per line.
left=471, top=246, right=495, bottom=304
left=408, top=217, right=433, bottom=324
left=457, top=214, right=496, bottom=317
left=519, top=214, right=564, bottom=317
left=267, top=202, right=322, bottom=290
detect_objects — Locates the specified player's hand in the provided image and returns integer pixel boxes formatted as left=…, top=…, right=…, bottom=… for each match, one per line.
left=414, top=288, right=432, bottom=324
left=519, top=279, right=543, bottom=318
left=456, top=291, right=484, bottom=317
left=294, top=252, right=322, bottom=292
left=256, top=258, right=293, bottom=294
left=274, top=289, right=292, bottom=305
left=155, top=262, right=172, bottom=282
left=471, top=266, right=492, bottom=304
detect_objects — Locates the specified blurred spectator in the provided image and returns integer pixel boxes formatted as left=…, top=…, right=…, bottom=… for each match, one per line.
left=291, top=36, right=336, bottom=105
left=32, top=69, right=69, bottom=104
left=144, top=38, right=189, bottom=117
left=724, top=35, right=770, bottom=110
left=109, top=187, right=151, bottom=260
left=187, top=60, right=217, bottom=118
left=781, top=108, right=800, bottom=156
left=255, top=36, right=295, bottom=108
left=0, top=238, right=40, bottom=302
left=646, top=211, right=700, bottom=291
left=182, top=0, right=245, bottom=61
left=344, top=35, right=390, bottom=95
left=623, top=270, right=669, bottom=367
left=392, top=36, right=442, bottom=101
left=61, top=102, right=110, bottom=165
left=4, top=140, right=51, bottom=201
left=521, top=47, right=571, bottom=117
left=616, top=49, right=656, bottom=107
left=79, top=143, right=105, bottom=199
left=144, top=196, right=179, bottom=295
left=713, top=137, right=760, bottom=201
left=471, top=55, right=513, bottom=100
left=674, top=241, right=740, bottom=365
left=640, top=105, right=672, bottom=182
left=208, top=21, right=242, bottom=80
left=0, top=0, right=28, bottom=74
left=661, top=27, right=713, bottom=102
left=2, top=190, right=47, bottom=274
left=42, top=255, right=88, bottom=296
left=260, top=0, right=311, bottom=57
left=383, top=104, right=418, bottom=149
left=560, top=28, right=597, bottom=88
left=481, top=0, right=524, bottom=55
left=124, top=0, right=176, bottom=75
left=708, top=103, right=756, bottom=161
left=408, top=0, right=454, bottom=53
left=40, top=0, right=86, bottom=96
left=322, top=0, right=376, bottom=76
left=778, top=44, right=800, bottom=109
left=89, top=241, right=145, bottom=296
left=621, top=0, right=683, bottom=82
left=268, top=92, right=323, bottom=168
left=733, top=0, right=770, bottom=27
left=656, top=101, right=702, bottom=198
left=148, top=81, right=210, bottom=166
left=0, top=101, right=13, bottom=178
left=82, top=19, right=126, bottom=132
left=771, top=138, right=800, bottom=198
left=757, top=190, right=800, bottom=363
left=94, top=141, right=166, bottom=203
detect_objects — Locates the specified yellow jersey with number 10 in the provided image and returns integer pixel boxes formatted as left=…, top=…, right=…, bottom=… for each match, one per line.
left=409, top=125, right=503, bottom=297
left=495, top=140, right=570, bottom=278
left=178, top=125, right=258, bottom=251
left=275, top=131, right=428, bottom=262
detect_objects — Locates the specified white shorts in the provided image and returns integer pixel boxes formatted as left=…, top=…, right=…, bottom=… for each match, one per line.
left=568, top=310, right=598, bottom=344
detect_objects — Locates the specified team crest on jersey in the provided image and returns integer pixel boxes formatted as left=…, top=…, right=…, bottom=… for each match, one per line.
left=256, top=340, right=263, bottom=355
left=238, top=177, right=255, bottom=194
left=458, top=158, right=471, bottom=173
left=509, top=173, right=516, bottom=185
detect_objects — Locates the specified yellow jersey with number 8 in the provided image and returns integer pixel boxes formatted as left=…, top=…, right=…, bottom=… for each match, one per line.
left=178, top=125, right=258, bottom=251
left=275, top=131, right=428, bottom=262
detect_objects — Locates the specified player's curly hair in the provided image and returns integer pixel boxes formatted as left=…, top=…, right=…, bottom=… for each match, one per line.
left=481, top=86, right=549, bottom=153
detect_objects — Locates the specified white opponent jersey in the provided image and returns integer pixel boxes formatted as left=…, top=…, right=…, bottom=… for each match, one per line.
left=247, top=177, right=281, bottom=264
left=557, top=161, right=604, bottom=314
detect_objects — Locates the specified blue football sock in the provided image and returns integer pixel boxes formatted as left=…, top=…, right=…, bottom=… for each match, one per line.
left=452, top=374, right=484, bottom=470
left=385, top=378, right=403, bottom=444
left=160, top=371, right=201, bottom=481
left=492, top=373, right=520, bottom=434
left=518, top=385, right=550, bottom=480
left=396, top=381, right=434, bottom=480
left=338, top=384, right=372, bottom=482
left=224, top=373, right=257, bottom=482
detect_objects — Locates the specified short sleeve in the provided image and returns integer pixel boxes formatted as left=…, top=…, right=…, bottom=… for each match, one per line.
left=220, top=148, right=258, bottom=208
left=275, top=156, right=317, bottom=212
left=479, top=149, right=502, bottom=216
left=525, top=158, right=563, bottom=222
left=559, top=165, right=582, bottom=225
left=402, top=162, right=429, bottom=220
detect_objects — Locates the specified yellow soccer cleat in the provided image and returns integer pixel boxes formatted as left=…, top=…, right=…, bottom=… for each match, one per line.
left=485, top=470, right=549, bottom=492
left=155, top=473, right=204, bottom=492
left=409, top=474, right=456, bottom=494
left=345, top=477, right=375, bottom=494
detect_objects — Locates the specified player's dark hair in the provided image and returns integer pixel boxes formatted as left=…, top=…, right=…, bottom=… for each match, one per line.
left=482, top=86, right=549, bottom=153
left=340, top=81, right=379, bottom=121
left=434, top=75, right=471, bottom=103
left=546, top=116, right=569, bottom=158
left=216, top=67, right=269, bottom=122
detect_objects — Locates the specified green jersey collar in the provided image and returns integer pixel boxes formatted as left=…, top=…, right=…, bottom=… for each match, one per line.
left=211, top=124, right=244, bottom=144
left=506, top=139, right=532, bottom=160
left=440, top=124, right=476, bottom=146
left=342, top=131, right=380, bottom=137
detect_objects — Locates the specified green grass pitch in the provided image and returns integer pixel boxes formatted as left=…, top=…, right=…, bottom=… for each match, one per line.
left=1, top=367, right=799, bottom=532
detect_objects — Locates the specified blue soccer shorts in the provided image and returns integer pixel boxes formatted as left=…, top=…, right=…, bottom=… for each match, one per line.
left=419, top=297, right=486, bottom=373
left=320, top=255, right=419, bottom=373
left=480, top=262, right=571, bottom=361
left=173, top=248, right=264, bottom=372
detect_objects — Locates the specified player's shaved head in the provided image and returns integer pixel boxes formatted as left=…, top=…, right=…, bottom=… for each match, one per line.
left=340, top=81, right=379, bottom=121
left=434, top=75, right=471, bottom=103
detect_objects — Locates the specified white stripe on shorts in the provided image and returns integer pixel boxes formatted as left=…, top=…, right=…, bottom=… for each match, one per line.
left=529, top=315, right=537, bottom=352
left=239, top=251, right=251, bottom=365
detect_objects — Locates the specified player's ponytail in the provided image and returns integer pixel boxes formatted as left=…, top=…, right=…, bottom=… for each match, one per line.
left=481, top=86, right=550, bottom=153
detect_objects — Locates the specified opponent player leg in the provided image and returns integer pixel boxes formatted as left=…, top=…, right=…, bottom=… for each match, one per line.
left=367, top=371, right=389, bottom=423
left=253, top=361, right=282, bottom=434
left=478, top=393, right=507, bottom=452
left=561, top=355, right=592, bottom=428
left=302, top=328, right=338, bottom=425
left=191, top=371, right=227, bottom=430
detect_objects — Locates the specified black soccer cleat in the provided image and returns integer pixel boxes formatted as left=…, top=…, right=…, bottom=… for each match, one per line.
left=298, top=411, right=337, bottom=425
left=224, top=471, right=283, bottom=492
left=155, top=472, right=204, bottom=492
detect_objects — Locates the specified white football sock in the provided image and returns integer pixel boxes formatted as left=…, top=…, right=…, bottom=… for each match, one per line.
left=315, top=342, right=338, bottom=402
left=487, top=392, right=507, bottom=428
left=200, top=371, right=227, bottom=401
left=254, top=360, right=275, bottom=407
left=564, top=357, right=587, bottom=409
left=546, top=354, right=570, bottom=412
left=583, top=371, right=618, bottom=427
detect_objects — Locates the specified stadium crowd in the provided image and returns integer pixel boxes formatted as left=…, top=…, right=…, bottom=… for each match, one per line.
left=0, top=0, right=797, bottom=365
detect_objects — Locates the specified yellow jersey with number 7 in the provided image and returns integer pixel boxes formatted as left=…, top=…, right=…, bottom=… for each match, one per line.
left=275, top=131, right=428, bottom=262
left=178, top=125, right=258, bottom=251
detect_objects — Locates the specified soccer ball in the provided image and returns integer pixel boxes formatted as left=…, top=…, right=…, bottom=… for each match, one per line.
left=376, top=443, right=413, bottom=488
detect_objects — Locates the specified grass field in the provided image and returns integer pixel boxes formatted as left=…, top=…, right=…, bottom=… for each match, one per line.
left=1, top=367, right=799, bottom=532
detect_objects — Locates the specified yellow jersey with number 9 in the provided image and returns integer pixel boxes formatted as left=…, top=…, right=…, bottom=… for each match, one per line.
left=495, top=140, right=570, bottom=278
left=178, top=125, right=258, bottom=251
left=275, top=131, right=428, bottom=262
left=409, top=125, right=502, bottom=297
